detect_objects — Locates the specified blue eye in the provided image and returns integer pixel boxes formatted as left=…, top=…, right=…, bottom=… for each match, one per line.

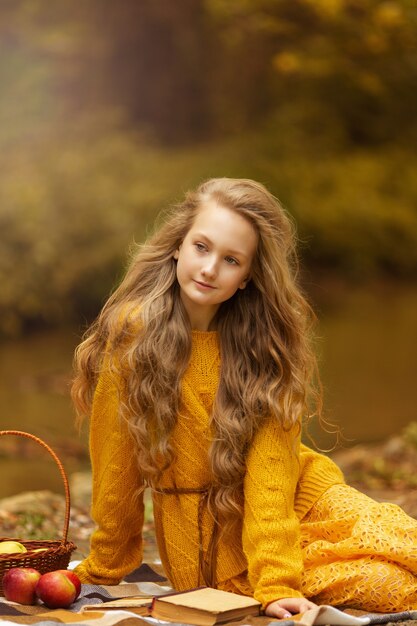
left=225, top=256, right=238, bottom=265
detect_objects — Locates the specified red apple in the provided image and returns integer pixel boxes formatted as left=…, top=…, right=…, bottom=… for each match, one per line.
left=35, top=571, right=77, bottom=609
left=55, top=570, right=81, bottom=599
left=2, top=567, right=42, bottom=605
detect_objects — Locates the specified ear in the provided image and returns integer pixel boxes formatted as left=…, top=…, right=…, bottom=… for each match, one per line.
left=239, top=276, right=250, bottom=290
left=173, top=249, right=180, bottom=260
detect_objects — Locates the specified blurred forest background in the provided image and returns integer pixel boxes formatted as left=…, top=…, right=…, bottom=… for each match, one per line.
left=0, top=0, right=416, bottom=496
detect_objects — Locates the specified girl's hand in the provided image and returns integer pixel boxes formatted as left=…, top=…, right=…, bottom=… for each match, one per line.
left=265, top=597, right=318, bottom=619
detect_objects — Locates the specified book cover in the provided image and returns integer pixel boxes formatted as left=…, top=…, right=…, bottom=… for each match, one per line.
left=151, top=586, right=261, bottom=625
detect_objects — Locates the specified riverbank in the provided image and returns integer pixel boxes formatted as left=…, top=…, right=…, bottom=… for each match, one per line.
left=0, top=476, right=157, bottom=564
left=330, top=421, right=417, bottom=518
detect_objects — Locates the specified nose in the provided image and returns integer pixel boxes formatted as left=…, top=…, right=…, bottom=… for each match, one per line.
left=201, top=258, right=217, bottom=279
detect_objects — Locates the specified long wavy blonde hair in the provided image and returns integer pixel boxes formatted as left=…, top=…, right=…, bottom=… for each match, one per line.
left=72, top=177, right=321, bottom=528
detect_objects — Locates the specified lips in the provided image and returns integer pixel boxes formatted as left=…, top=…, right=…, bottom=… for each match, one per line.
left=193, top=280, right=216, bottom=289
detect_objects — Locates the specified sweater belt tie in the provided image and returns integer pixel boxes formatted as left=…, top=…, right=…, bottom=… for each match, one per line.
left=152, top=485, right=219, bottom=588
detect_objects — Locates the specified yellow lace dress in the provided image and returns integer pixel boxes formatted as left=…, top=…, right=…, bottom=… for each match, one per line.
left=300, top=484, right=417, bottom=611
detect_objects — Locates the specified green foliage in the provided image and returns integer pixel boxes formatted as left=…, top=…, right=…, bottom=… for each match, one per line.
left=205, top=0, right=417, bottom=145
left=265, top=144, right=417, bottom=277
left=0, top=117, right=241, bottom=335
left=0, top=118, right=416, bottom=336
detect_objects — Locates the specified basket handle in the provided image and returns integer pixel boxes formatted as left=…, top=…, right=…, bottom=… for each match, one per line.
left=0, top=430, right=71, bottom=544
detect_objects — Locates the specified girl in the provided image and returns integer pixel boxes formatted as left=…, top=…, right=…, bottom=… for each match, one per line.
left=72, top=178, right=417, bottom=618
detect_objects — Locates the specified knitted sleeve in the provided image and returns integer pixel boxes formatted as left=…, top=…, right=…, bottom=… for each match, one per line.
left=74, top=365, right=144, bottom=585
left=242, top=417, right=304, bottom=608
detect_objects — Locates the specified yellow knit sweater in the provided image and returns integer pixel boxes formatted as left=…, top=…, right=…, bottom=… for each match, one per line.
left=75, top=330, right=344, bottom=607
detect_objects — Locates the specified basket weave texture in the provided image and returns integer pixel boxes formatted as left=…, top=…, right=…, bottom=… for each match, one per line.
left=0, top=430, right=77, bottom=594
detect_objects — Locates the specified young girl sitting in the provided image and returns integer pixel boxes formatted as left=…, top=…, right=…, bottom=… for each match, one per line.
left=72, top=178, right=417, bottom=618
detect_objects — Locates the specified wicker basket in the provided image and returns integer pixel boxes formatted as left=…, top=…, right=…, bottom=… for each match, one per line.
left=0, top=430, right=77, bottom=594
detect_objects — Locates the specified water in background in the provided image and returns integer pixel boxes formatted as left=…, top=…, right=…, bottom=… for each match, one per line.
left=0, top=282, right=416, bottom=499
left=313, top=281, right=417, bottom=448
left=0, top=329, right=88, bottom=499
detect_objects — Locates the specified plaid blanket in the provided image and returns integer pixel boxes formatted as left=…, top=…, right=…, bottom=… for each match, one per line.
left=1, top=565, right=417, bottom=626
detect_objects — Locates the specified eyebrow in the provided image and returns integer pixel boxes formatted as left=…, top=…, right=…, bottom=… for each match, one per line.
left=193, top=233, right=249, bottom=259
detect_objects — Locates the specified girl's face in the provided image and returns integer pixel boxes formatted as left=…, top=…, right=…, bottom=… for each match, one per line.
left=174, top=201, right=258, bottom=331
